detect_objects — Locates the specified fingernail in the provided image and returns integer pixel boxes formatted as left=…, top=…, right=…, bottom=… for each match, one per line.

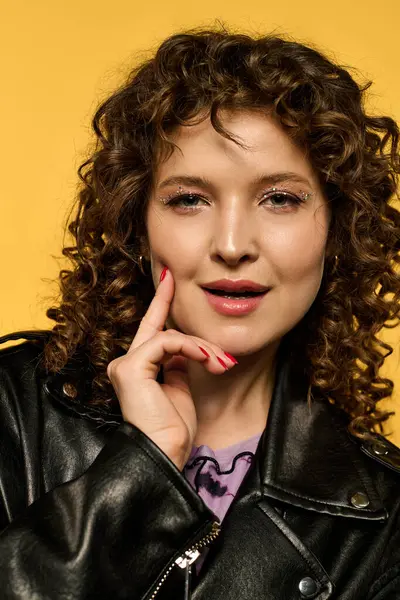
left=199, top=346, right=210, bottom=358
left=217, top=356, right=229, bottom=370
left=159, top=267, right=168, bottom=282
left=224, top=351, right=239, bottom=364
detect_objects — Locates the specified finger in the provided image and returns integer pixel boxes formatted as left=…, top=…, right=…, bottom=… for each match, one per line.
left=186, top=335, right=239, bottom=366
left=162, top=356, right=190, bottom=395
left=129, top=266, right=174, bottom=352
left=159, top=334, right=234, bottom=371
left=127, top=331, right=232, bottom=382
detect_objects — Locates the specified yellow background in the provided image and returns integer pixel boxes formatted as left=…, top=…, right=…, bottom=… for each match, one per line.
left=1, top=1, right=399, bottom=441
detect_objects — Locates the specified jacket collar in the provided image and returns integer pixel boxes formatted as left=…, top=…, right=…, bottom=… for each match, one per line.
left=256, top=345, right=388, bottom=520
left=44, top=338, right=388, bottom=521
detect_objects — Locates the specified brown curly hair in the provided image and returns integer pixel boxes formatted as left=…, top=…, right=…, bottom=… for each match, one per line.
left=42, top=23, right=400, bottom=441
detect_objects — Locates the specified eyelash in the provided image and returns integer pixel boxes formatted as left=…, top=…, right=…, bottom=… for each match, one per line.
left=161, top=188, right=309, bottom=213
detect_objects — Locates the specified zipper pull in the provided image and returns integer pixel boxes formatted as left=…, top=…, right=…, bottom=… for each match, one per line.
left=175, top=548, right=201, bottom=569
left=184, top=562, right=192, bottom=600
left=150, top=522, right=220, bottom=599
left=176, top=548, right=201, bottom=600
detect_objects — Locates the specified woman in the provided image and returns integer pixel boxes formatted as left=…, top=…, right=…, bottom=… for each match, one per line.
left=0, top=25, right=399, bottom=599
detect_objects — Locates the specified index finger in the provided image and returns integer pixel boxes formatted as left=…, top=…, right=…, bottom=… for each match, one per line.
left=128, top=266, right=174, bottom=352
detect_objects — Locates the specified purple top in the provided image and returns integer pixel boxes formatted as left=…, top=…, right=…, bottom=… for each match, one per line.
left=183, top=431, right=262, bottom=574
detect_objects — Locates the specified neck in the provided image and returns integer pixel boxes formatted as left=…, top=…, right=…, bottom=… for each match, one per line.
left=187, top=339, right=281, bottom=449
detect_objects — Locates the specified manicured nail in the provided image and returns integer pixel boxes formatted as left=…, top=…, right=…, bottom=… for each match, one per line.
left=159, top=267, right=168, bottom=282
left=224, top=351, right=238, bottom=364
left=199, top=346, right=210, bottom=358
left=217, top=356, right=229, bottom=370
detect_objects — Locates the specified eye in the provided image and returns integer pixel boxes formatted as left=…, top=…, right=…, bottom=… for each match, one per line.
left=161, top=188, right=310, bottom=213
left=260, top=190, right=306, bottom=210
left=163, top=193, right=208, bottom=211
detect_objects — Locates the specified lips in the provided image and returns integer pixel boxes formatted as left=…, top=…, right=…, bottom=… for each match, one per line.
left=202, top=287, right=269, bottom=316
left=201, top=279, right=270, bottom=294
left=203, top=288, right=264, bottom=297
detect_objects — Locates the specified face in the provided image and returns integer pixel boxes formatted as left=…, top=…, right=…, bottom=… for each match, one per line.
left=145, top=109, right=331, bottom=358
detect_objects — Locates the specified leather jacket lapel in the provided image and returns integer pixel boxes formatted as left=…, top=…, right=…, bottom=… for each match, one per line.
left=256, top=345, right=388, bottom=520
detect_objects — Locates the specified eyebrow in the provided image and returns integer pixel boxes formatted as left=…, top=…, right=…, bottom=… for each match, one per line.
left=157, top=171, right=312, bottom=191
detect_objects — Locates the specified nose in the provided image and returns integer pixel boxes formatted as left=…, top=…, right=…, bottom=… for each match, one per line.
left=210, top=203, right=259, bottom=266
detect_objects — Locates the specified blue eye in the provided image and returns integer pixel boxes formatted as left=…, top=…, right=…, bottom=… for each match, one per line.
left=164, top=193, right=208, bottom=211
left=166, top=193, right=206, bottom=209
left=262, top=191, right=304, bottom=209
left=162, top=189, right=308, bottom=212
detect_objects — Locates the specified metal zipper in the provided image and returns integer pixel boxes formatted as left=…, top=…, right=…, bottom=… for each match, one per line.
left=148, top=521, right=221, bottom=599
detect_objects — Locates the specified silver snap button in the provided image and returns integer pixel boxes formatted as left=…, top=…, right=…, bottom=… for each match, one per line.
left=371, top=442, right=388, bottom=456
left=62, top=382, right=78, bottom=399
left=350, top=492, right=370, bottom=509
left=299, top=576, right=318, bottom=598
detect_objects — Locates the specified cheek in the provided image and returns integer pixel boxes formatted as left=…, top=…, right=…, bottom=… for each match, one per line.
left=150, top=239, right=201, bottom=274
left=268, top=218, right=328, bottom=284
left=147, top=213, right=203, bottom=271
left=266, top=221, right=328, bottom=329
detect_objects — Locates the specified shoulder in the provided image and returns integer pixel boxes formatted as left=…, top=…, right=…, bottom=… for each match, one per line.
left=0, top=329, right=118, bottom=449
left=357, top=432, right=400, bottom=479
left=0, top=329, right=51, bottom=378
left=0, top=331, right=52, bottom=498
left=318, top=394, right=400, bottom=482
left=0, top=330, right=53, bottom=431
left=330, top=402, right=400, bottom=492
left=0, top=331, right=116, bottom=516
left=342, top=418, right=400, bottom=515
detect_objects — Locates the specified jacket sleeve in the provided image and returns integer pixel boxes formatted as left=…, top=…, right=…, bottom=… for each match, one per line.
left=367, top=524, right=400, bottom=599
left=366, top=476, right=400, bottom=600
left=368, top=568, right=400, bottom=599
left=0, top=420, right=217, bottom=599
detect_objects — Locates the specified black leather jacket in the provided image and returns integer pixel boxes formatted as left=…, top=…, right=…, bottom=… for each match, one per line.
left=0, top=330, right=400, bottom=599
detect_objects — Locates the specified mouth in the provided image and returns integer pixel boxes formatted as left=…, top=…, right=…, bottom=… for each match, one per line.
left=201, top=286, right=270, bottom=316
left=201, top=287, right=267, bottom=299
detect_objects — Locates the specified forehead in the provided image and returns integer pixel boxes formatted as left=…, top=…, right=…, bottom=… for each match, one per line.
left=154, top=109, right=317, bottom=184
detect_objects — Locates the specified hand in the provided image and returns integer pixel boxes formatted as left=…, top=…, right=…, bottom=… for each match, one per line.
left=106, top=267, right=238, bottom=471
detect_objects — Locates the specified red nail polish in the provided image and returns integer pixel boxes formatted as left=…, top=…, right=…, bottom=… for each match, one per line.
left=217, top=356, right=228, bottom=370
left=159, top=267, right=168, bottom=282
left=224, top=351, right=238, bottom=364
left=199, top=346, right=210, bottom=358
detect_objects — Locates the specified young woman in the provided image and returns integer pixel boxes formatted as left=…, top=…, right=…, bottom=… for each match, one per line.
left=0, top=26, right=399, bottom=599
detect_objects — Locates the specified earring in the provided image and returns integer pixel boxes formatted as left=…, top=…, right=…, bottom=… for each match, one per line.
left=138, top=255, right=150, bottom=276
left=332, top=254, right=339, bottom=273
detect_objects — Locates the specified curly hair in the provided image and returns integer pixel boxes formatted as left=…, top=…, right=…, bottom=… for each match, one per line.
left=42, top=23, right=400, bottom=441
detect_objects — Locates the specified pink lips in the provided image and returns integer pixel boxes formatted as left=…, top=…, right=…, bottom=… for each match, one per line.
left=202, top=289, right=269, bottom=315
left=201, top=279, right=269, bottom=293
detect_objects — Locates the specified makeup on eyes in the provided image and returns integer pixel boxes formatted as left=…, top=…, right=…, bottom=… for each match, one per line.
left=157, top=184, right=313, bottom=212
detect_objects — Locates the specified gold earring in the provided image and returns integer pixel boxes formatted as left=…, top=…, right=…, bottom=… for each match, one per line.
left=138, top=255, right=150, bottom=276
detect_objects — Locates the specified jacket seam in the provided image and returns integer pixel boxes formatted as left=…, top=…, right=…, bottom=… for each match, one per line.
left=265, top=481, right=382, bottom=513
left=43, top=383, right=122, bottom=426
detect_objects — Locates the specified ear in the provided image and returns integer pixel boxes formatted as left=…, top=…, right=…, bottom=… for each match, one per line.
left=324, top=234, right=336, bottom=263
left=139, top=236, right=151, bottom=261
